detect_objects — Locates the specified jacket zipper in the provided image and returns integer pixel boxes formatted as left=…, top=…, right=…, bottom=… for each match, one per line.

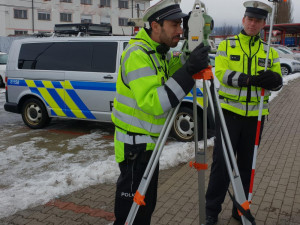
left=246, top=36, right=253, bottom=116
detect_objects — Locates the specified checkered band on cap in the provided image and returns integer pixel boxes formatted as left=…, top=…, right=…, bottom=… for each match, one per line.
left=143, top=0, right=187, bottom=22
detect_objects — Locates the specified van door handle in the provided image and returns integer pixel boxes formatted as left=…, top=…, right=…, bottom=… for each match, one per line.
left=104, top=75, right=114, bottom=79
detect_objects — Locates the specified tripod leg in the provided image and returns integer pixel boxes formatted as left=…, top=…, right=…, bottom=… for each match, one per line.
left=125, top=104, right=181, bottom=225
left=210, top=81, right=253, bottom=225
left=193, top=83, right=207, bottom=225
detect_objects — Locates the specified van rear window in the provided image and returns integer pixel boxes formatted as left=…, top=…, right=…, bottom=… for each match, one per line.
left=18, top=42, right=118, bottom=73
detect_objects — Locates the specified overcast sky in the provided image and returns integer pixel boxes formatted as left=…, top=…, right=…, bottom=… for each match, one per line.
left=150, top=0, right=300, bottom=27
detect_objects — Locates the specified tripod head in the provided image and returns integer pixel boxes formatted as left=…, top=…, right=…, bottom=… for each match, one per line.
left=182, top=0, right=216, bottom=53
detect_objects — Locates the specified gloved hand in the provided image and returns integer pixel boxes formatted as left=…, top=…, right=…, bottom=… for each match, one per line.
left=185, top=42, right=210, bottom=76
left=249, top=70, right=283, bottom=90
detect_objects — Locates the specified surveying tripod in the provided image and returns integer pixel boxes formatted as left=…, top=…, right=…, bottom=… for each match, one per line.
left=124, top=64, right=255, bottom=225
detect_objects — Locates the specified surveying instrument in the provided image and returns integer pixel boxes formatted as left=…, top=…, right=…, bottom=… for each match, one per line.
left=124, top=0, right=281, bottom=224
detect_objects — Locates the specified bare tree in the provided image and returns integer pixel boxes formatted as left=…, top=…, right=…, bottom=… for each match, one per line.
left=273, top=0, right=294, bottom=24
left=236, top=24, right=243, bottom=34
left=218, top=23, right=234, bottom=36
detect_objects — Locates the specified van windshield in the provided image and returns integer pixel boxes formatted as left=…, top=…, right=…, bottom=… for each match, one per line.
left=0, top=54, right=8, bottom=65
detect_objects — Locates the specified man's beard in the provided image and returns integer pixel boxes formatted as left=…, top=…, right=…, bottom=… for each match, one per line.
left=160, top=29, right=180, bottom=48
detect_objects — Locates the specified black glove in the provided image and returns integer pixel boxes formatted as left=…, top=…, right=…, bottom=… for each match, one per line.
left=185, top=42, right=210, bottom=76
left=249, top=70, right=283, bottom=90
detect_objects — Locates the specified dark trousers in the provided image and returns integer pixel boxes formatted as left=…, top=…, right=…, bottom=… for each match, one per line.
left=113, top=150, right=159, bottom=225
left=206, top=109, right=265, bottom=218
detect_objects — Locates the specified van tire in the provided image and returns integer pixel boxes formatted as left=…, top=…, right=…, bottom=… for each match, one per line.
left=170, top=106, right=203, bottom=142
left=22, top=98, right=50, bottom=129
left=281, top=65, right=290, bottom=76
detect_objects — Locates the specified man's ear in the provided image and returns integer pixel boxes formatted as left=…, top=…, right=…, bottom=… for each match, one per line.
left=242, top=16, right=246, bottom=25
left=151, top=21, right=161, bottom=34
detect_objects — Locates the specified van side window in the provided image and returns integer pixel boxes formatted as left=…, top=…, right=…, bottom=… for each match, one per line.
left=18, top=41, right=118, bottom=73
left=91, top=42, right=118, bottom=73
left=18, top=43, right=53, bottom=69
left=40, top=42, right=91, bottom=71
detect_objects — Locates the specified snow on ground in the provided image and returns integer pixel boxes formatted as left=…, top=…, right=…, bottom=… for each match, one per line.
left=0, top=73, right=299, bottom=218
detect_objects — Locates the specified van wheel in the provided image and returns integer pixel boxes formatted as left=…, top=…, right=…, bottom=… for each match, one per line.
left=170, top=106, right=203, bottom=142
left=22, top=98, right=50, bottom=129
left=281, top=65, right=290, bottom=76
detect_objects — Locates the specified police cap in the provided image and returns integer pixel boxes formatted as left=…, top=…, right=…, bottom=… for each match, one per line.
left=143, top=0, right=187, bottom=22
left=244, top=1, right=272, bottom=19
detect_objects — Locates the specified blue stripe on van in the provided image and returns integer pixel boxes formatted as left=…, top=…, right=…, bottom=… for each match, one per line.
left=47, top=89, right=76, bottom=118
left=184, top=97, right=193, bottom=101
left=70, top=81, right=116, bottom=92
left=52, top=81, right=63, bottom=89
left=7, top=79, right=27, bottom=86
left=194, top=89, right=203, bottom=97
left=34, top=80, right=45, bottom=88
left=50, top=109, right=57, bottom=116
left=66, top=89, right=96, bottom=119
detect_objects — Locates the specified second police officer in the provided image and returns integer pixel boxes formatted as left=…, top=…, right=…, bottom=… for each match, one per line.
left=205, top=1, right=283, bottom=225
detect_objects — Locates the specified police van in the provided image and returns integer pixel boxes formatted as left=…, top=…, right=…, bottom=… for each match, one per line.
left=4, top=29, right=214, bottom=142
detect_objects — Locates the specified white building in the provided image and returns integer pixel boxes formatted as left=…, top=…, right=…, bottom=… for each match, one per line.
left=0, top=0, right=150, bottom=36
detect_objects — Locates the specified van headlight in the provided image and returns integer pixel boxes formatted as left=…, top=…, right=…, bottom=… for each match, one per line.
left=292, top=62, right=300, bottom=66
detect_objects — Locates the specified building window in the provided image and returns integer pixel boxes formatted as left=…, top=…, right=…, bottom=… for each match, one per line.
left=60, top=0, right=72, bottom=3
left=119, top=18, right=128, bottom=26
left=81, top=0, right=92, bottom=4
left=38, top=12, right=51, bottom=21
left=14, top=9, right=27, bottom=19
left=60, top=13, right=72, bottom=22
left=136, top=2, right=145, bottom=10
left=81, top=15, right=92, bottom=23
left=119, top=0, right=128, bottom=9
left=100, top=0, right=110, bottom=7
left=15, top=30, right=28, bottom=35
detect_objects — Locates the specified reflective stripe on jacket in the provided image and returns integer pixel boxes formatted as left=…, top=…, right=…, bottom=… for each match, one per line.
left=215, top=32, right=282, bottom=116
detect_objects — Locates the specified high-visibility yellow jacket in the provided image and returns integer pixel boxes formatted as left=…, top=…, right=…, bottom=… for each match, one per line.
left=215, top=32, right=282, bottom=117
left=112, top=28, right=194, bottom=162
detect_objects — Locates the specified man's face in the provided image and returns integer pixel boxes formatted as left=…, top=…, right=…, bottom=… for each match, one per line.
left=242, top=16, right=266, bottom=36
left=158, top=19, right=183, bottom=48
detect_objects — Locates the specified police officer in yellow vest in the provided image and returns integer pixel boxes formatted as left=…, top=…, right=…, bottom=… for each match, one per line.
left=111, top=0, right=210, bottom=224
left=205, top=1, right=282, bottom=224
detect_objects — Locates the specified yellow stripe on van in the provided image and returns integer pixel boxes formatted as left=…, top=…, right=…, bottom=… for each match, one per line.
left=38, top=88, right=66, bottom=117
left=26, top=80, right=37, bottom=87
left=56, top=88, right=64, bottom=100
left=64, top=80, right=73, bottom=89
left=186, top=90, right=204, bottom=106
left=59, top=80, right=86, bottom=118
left=42, top=81, right=55, bottom=89
left=64, top=93, right=86, bottom=119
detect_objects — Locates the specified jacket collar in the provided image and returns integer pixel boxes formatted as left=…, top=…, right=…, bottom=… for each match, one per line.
left=238, top=30, right=261, bottom=45
left=131, top=28, right=161, bottom=50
